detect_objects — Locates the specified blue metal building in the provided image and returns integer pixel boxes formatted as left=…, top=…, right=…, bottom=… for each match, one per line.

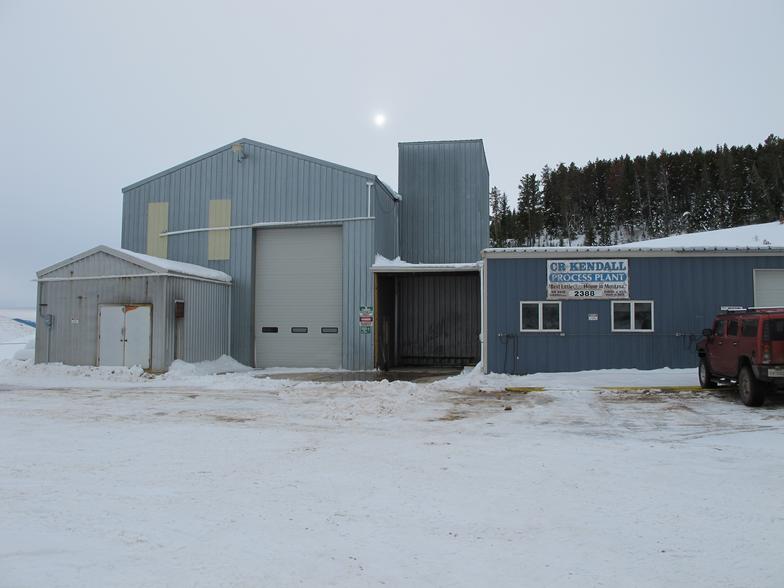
left=482, top=246, right=784, bottom=374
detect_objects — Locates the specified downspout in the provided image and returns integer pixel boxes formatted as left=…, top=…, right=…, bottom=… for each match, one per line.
left=366, top=181, right=373, bottom=217
left=480, top=255, right=487, bottom=374
left=227, top=285, right=232, bottom=357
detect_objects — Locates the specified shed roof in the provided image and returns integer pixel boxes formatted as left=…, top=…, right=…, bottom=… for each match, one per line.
left=37, top=245, right=232, bottom=283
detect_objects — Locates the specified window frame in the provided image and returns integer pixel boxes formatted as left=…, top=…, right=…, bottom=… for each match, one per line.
left=610, top=300, right=655, bottom=333
left=520, top=301, right=562, bottom=333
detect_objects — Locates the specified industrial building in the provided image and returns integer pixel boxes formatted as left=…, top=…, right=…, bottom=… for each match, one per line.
left=34, top=136, right=784, bottom=376
left=35, top=246, right=231, bottom=371
left=36, top=138, right=488, bottom=371
left=482, top=245, right=784, bottom=374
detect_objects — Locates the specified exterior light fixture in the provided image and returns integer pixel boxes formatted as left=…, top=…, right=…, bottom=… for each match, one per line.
left=231, top=143, right=246, bottom=162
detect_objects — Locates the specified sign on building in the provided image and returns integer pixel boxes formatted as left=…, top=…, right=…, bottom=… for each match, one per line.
left=359, top=305, right=374, bottom=334
left=547, top=259, right=629, bottom=300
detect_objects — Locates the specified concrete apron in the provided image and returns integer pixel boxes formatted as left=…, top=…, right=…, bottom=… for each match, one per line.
left=258, top=367, right=462, bottom=384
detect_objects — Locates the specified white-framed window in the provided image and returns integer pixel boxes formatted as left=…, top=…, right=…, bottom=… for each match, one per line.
left=611, top=300, right=654, bottom=332
left=520, top=301, right=562, bottom=332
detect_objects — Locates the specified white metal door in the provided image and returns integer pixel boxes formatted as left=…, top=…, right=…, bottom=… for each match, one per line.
left=255, top=226, right=342, bottom=368
left=97, top=304, right=152, bottom=368
left=754, top=270, right=784, bottom=307
left=124, top=305, right=152, bottom=369
left=98, top=305, right=125, bottom=366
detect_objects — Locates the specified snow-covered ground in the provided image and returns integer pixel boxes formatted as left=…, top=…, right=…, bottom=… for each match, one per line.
left=0, top=308, right=35, bottom=360
left=1, top=359, right=783, bottom=587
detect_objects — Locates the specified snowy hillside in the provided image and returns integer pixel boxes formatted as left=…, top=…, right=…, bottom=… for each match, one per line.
left=0, top=308, right=35, bottom=360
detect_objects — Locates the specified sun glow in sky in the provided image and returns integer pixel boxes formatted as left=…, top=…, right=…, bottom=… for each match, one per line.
left=373, top=113, right=386, bottom=127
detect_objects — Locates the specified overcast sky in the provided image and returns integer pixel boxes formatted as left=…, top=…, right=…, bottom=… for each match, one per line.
left=1, top=0, right=782, bottom=307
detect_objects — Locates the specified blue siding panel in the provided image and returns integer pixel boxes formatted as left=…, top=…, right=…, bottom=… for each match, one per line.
left=486, top=255, right=784, bottom=374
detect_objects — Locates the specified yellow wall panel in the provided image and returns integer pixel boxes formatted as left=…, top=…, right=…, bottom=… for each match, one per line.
left=208, top=199, right=231, bottom=260
left=146, top=202, right=169, bottom=258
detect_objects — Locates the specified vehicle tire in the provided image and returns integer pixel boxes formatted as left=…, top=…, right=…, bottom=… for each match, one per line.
left=698, top=358, right=717, bottom=389
left=737, top=365, right=766, bottom=407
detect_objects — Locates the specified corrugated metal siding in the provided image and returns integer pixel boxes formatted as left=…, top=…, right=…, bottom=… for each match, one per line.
left=373, top=184, right=399, bottom=260
left=40, top=251, right=149, bottom=279
left=121, top=141, right=392, bottom=369
left=164, top=277, right=230, bottom=364
left=486, top=255, right=784, bottom=374
left=35, top=276, right=168, bottom=369
left=35, top=273, right=229, bottom=370
left=398, top=140, right=489, bottom=264
left=396, top=272, right=480, bottom=366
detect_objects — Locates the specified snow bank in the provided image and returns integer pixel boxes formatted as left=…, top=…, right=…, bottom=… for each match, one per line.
left=166, top=355, right=253, bottom=377
left=0, top=359, right=146, bottom=385
left=437, top=364, right=696, bottom=391
left=12, top=339, right=35, bottom=361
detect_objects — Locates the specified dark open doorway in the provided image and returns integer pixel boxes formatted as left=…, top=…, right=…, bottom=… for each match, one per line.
left=376, top=271, right=480, bottom=369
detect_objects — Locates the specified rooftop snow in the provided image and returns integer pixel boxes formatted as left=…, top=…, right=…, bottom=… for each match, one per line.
left=117, top=248, right=232, bottom=282
left=37, top=246, right=232, bottom=283
left=484, top=221, right=784, bottom=255
left=371, top=254, right=480, bottom=272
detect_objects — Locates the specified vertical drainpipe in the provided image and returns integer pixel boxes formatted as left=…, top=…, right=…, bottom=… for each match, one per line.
left=366, top=181, right=373, bottom=217
left=480, top=254, right=487, bottom=374
left=227, top=284, right=232, bottom=357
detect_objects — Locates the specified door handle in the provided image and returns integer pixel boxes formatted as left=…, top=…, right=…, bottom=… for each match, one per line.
left=732, top=342, right=738, bottom=346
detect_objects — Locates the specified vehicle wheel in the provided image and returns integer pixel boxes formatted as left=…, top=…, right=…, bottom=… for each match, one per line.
left=737, top=365, right=766, bottom=407
left=698, top=358, right=717, bottom=389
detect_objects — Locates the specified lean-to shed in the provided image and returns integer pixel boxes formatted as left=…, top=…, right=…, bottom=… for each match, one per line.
left=35, top=245, right=232, bottom=371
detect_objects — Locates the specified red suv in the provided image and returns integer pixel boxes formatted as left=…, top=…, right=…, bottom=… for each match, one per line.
left=697, top=308, right=784, bottom=406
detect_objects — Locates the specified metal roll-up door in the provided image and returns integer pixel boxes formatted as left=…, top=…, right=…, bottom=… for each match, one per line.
left=254, top=226, right=342, bottom=368
left=754, top=269, right=784, bottom=307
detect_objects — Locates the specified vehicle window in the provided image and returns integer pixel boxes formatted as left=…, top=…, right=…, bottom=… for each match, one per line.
left=763, top=319, right=784, bottom=341
left=741, top=319, right=758, bottom=337
left=726, top=320, right=739, bottom=337
left=714, top=320, right=725, bottom=336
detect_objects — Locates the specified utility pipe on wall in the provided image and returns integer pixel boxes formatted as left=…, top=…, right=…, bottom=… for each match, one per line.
left=366, top=181, right=373, bottom=218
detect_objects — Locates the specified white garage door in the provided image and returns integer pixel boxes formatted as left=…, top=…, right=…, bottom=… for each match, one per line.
left=754, top=269, right=784, bottom=307
left=255, top=226, right=342, bottom=368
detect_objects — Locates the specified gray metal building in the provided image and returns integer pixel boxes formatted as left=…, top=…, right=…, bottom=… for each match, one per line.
left=119, top=138, right=489, bottom=370
left=398, top=140, right=489, bottom=264
left=482, top=246, right=784, bottom=374
left=35, top=246, right=231, bottom=371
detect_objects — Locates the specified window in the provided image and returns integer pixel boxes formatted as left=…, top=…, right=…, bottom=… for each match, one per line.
left=520, top=301, right=561, bottom=332
left=741, top=319, right=758, bottom=337
left=726, top=320, right=739, bottom=337
left=611, top=301, right=654, bottom=332
left=714, top=319, right=725, bottom=336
